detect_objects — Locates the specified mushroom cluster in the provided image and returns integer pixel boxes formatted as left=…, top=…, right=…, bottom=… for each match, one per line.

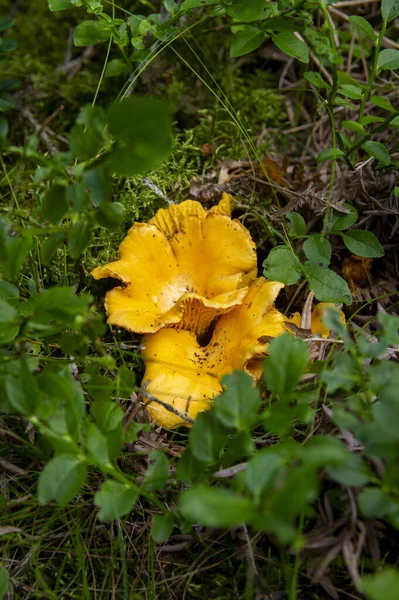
left=92, top=195, right=334, bottom=429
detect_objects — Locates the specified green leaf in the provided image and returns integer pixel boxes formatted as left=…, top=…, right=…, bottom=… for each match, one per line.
left=230, top=26, right=266, bottom=58
left=151, top=512, right=174, bottom=543
left=326, top=453, right=370, bottom=486
left=38, top=455, right=87, bottom=505
left=341, top=230, right=384, bottom=258
left=180, top=0, right=219, bottom=8
left=74, top=20, right=111, bottom=46
left=245, top=449, right=282, bottom=503
left=317, top=147, right=345, bottom=163
left=0, top=565, right=9, bottom=600
left=326, top=203, right=358, bottom=231
left=287, top=212, right=306, bottom=237
left=0, top=39, right=17, bottom=52
left=38, top=365, right=85, bottom=440
left=94, top=480, right=139, bottom=520
left=87, top=423, right=109, bottom=466
left=370, top=95, right=396, bottom=112
left=0, top=218, right=34, bottom=279
left=40, top=232, right=66, bottom=265
left=107, top=97, right=172, bottom=176
left=105, top=58, right=127, bottom=78
left=144, top=450, right=170, bottom=491
left=0, top=281, right=19, bottom=305
left=303, top=235, right=331, bottom=267
left=322, top=306, right=352, bottom=345
left=226, top=0, right=268, bottom=23
left=381, top=0, right=399, bottom=22
left=322, top=352, right=359, bottom=393
left=67, top=219, right=92, bottom=258
left=361, top=140, right=390, bottom=165
left=306, top=266, right=352, bottom=305
left=96, top=202, right=125, bottom=230
left=0, top=17, right=16, bottom=31
left=214, top=371, right=260, bottom=430
left=5, top=359, right=38, bottom=415
left=348, top=16, right=375, bottom=40
left=41, top=184, right=68, bottom=224
left=262, top=246, right=302, bottom=285
left=378, top=49, right=399, bottom=70
left=338, top=84, right=363, bottom=100
left=304, top=71, right=329, bottom=89
left=189, top=411, right=229, bottom=464
left=272, top=32, right=309, bottom=63
left=0, top=299, right=19, bottom=344
left=362, top=569, right=399, bottom=600
left=29, top=287, right=92, bottom=334
left=378, top=313, right=399, bottom=346
left=358, top=487, right=394, bottom=517
left=263, top=334, right=309, bottom=397
left=48, top=0, right=74, bottom=10
left=341, top=120, right=366, bottom=134
left=117, top=365, right=136, bottom=398
left=179, top=486, right=254, bottom=527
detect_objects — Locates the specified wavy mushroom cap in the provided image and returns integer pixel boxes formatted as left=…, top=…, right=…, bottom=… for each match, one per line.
left=285, top=302, right=345, bottom=338
left=91, top=194, right=257, bottom=335
left=141, top=278, right=286, bottom=429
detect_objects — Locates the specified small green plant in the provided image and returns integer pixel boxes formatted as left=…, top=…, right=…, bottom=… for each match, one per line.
left=263, top=203, right=384, bottom=304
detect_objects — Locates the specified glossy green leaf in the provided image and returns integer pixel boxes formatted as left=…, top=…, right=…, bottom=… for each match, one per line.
left=48, top=0, right=74, bottom=10
left=230, top=26, right=266, bottom=58
left=245, top=450, right=281, bottom=503
left=38, top=455, right=87, bottom=505
left=326, top=203, right=358, bottom=231
left=151, top=512, right=174, bottom=543
left=362, top=569, right=399, bottom=600
left=144, top=450, right=170, bottom=491
left=262, top=246, right=302, bottom=285
left=0, top=299, right=19, bottom=344
left=40, top=232, right=66, bottom=265
left=304, top=71, right=329, bottom=89
left=180, top=0, right=219, bottom=8
left=361, top=141, right=390, bottom=165
left=94, top=480, right=139, bottom=520
left=317, top=147, right=345, bottom=163
left=226, top=0, right=269, bottom=23
left=342, top=230, right=384, bottom=258
left=358, top=487, right=394, bottom=517
left=378, top=49, right=399, bottom=70
left=381, top=0, right=399, bottom=23
left=107, top=97, right=172, bottom=175
left=41, top=184, right=68, bottom=224
left=303, top=235, right=332, bottom=267
left=74, top=20, right=111, bottom=46
left=87, top=423, right=109, bottom=466
left=327, top=452, right=370, bottom=486
left=306, top=266, right=352, bottom=305
left=214, top=371, right=260, bottom=430
left=287, top=212, right=306, bottom=237
left=96, top=202, right=125, bottom=230
left=67, top=219, right=92, bottom=258
left=179, top=486, right=254, bottom=527
left=341, top=120, right=366, bottom=134
left=348, top=16, right=375, bottom=40
left=0, top=565, right=9, bottom=600
left=272, top=32, right=309, bottom=63
left=190, top=411, right=229, bottom=464
left=338, top=84, right=363, bottom=99
left=263, top=334, right=309, bottom=397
